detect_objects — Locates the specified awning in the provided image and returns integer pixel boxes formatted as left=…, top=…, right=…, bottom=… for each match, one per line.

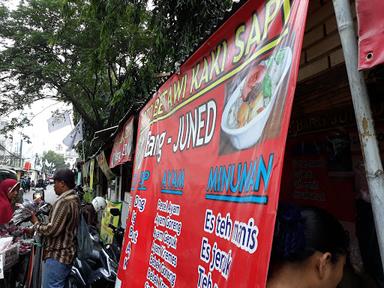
left=357, top=0, right=384, bottom=70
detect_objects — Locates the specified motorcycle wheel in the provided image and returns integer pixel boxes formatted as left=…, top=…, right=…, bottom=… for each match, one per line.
left=67, top=276, right=84, bottom=288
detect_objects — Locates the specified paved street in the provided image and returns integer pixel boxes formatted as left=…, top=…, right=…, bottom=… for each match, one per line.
left=22, top=184, right=58, bottom=205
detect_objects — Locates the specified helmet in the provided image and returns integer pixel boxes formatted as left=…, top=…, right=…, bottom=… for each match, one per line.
left=92, top=197, right=107, bottom=212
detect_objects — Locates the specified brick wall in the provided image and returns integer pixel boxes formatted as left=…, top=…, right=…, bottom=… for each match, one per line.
left=298, top=0, right=357, bottom=82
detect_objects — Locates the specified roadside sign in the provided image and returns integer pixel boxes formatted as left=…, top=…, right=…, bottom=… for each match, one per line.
left=116, top=0, right=309, bottom=287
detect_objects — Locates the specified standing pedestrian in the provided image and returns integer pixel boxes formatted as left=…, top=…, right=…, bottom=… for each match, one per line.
left=0, top=179, right=20, bottom=225
left=267, top=205, right=349, bottom=288
left=30, top=168, right=80, bottom=288
left=26, top=177, right=31, bottom=191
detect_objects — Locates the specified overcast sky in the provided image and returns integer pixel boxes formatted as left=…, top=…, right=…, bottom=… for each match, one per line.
left=23, top=100, right=73, bottom=157
left=14, top=100, right=74, bottom=160
left=1, top=1, right=77, bottom=161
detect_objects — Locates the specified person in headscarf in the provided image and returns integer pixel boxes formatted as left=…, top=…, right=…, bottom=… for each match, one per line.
left=0, top=178, right=20, bottom=225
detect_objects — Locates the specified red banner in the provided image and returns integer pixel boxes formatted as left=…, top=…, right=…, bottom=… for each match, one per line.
left=24, top=161, right=31, bottom=171
left=357, top=0, right=384, bottom=70
left=116, top=0, right=309, bottom=287
left=109, top=116, right=134, bottom=168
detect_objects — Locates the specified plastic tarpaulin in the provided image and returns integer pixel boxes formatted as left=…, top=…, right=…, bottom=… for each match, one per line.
left=116, top=0, right=309, bottom=287
left=109, top=116, right=134, bottom=168
left=357, top=0, right=384, bottom=70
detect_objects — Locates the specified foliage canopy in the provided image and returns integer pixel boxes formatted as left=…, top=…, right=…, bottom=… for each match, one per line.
left=42, top=150, right=68, bottom=173
left=0, top=0, right=233, bottom=157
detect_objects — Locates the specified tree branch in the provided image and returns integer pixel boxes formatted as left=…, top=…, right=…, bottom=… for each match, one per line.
left=92, top=71, right=98, bottom=100
left=54, top=83, right=101, bottom=130
left=110, top=63, right=120, bottom=85
left=107, top=65, right=117, bottom=126
left=74, top=80, right=103, bottom=125
left=107, top=65, right=115, bottom=98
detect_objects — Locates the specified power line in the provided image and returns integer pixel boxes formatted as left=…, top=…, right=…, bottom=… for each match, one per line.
left=29, top=102, right=62, bottom=121
left=0, top=142, right=20, bottom=158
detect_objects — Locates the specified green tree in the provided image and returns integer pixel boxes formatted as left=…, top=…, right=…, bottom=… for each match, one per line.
left=42, top=150, right=68, bottom=173
left=0, top=0, right=234, bottom=157
left=0, top=0, right=155, bottom=153
left=149, top=0, right=232, bottom=71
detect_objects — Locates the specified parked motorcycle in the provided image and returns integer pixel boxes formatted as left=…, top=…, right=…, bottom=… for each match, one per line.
left=68, top=226, right=118, bottom=288
left=32, top=187, right=45, bottom=203
left=104, top=208, right=124, bottom=264
left=68, top=207, right=126, bottom=287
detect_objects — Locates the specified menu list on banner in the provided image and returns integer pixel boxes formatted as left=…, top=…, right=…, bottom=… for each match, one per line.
left=146, top=198, right=181, bottom=288
left=117, top=0, right=309, bottom=287
left=122, top=174, right=183, bottom=288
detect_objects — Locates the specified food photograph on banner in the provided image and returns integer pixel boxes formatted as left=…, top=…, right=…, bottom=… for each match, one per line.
left=116, top=0, right=309, bottom=288
left=220, top=45, right=293, bottom=153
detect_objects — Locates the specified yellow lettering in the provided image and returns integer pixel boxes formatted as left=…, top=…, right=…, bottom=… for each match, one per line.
left=199, top=57, right=209, bottom=87
left=210, top=44, right=222, bottom=80
left=173, top=78, right=184, bottom=103
left=152, top=99, right=159, bottom=117
left=167, top=89, right=173, bottom=110
left=190, top=63, right=200, bottom=93
left=160, top=90, right=167, bottom=112
left=153, top=98, right=163, bottom=117
left=245, top=13, right=262, bottom=56
left=263, top=0, right=281, bottom=40
left=233, top=24, right=246, bottom=64
left=221, top=40, right=227, bottom=72
left=283, top=0, right=291, bottom=26
left=182, top=75, right=188, bottom=99
left=146, top=104, right=154, bottom=120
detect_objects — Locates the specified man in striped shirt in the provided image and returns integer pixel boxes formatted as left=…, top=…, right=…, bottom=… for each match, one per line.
left=31, top=168, right=80, bottom=288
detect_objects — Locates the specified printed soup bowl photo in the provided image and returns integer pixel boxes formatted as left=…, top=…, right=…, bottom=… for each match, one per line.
left=221, top=47, right=293, bottom=150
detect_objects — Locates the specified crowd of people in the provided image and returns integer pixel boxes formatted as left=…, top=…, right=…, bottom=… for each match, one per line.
left=20, top=176, right=48, bottom=192
left=0, top=167, right=382, bottom=287
left=0, top=168, right=109, bottom=288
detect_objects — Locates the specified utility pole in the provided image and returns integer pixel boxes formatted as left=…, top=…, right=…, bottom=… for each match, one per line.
left=34, top=153, right=39, bottom=169
left=333, top=0, right=384, bottom=271
left=19, top=139, right=23, bottom=168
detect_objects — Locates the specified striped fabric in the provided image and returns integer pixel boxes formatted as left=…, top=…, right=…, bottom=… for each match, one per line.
left=35, top=189, right=80, bottom=264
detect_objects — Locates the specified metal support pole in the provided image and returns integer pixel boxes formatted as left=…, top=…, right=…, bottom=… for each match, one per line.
left=333, top=0, right=384, bottom=270
left=119, top=165, right=123, bottom=201
left=19, top=139, right=23, bottom=168
left=81, top=140, right=85, bottom=161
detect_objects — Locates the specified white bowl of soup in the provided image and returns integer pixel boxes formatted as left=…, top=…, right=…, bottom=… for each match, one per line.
left=221, top=47, right=293, bottom=150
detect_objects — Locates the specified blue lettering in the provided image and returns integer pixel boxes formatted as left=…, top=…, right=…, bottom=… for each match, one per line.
left=178, top=170, right=184, bottom=188
left=220, top=165, right=230, bottom=192
left=205, top=154, right=274, bottom=203
left=172, top=170, right=177, bottom=187
left=207, top=167, right=219, bottom=192
left=238, top=162, right=249, bottom=193
left=229, top=163, right=240, bottom=192
left=162, top=172, right=167, bottom=188
left=138, top=171, right=150, bottom=191
left=254, top=154, right=274, bottom=192
left=245, top=161, right=257, bottom=192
